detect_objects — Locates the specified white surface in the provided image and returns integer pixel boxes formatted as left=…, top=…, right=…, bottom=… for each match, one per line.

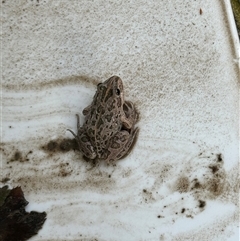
left=1, top=0, right=239, bottom=240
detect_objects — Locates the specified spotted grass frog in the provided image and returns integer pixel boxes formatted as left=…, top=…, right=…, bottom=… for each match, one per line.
left=67, top=76, right=139, bottom=163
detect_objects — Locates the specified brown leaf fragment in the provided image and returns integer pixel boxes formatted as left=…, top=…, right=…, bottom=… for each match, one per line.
left=0, top=186, right=47, bottom=241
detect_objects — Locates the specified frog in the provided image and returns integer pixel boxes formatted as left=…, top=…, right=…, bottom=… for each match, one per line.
left=67, top=76, right=139, bottom=163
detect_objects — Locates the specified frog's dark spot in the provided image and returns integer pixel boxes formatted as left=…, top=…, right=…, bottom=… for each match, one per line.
left=96, top=118, right=104, bottom=129
left=100, top=108, right=105, bottom=115
left=88, top=128, right=94, bottom=137
left=105, top=89, right=113, bottom=103
left=209, top=165, right=219, bottom=174
left=81, top=136, right=89, bottom=143
left=104, top=149, right=111, bottom=158
left=116, top=97, right=122, bottom=108
left=181, top=208, right=185, bottom=213
left=199, top=200, right=206, bottom=208
left=97, top=105, right=102, bottom=114
left=116, top=153, right=123, bottom=159
left=89, top=109, right=95, bottom=116
left=105, top=114, right=113, bottom=122
left=111, top=142, right=120, bottom=149
left=99, top=85, right=107, bottom=95
left=120, top=135, right=127, bottom=142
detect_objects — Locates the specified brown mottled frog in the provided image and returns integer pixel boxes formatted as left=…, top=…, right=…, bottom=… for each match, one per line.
left=67, top=76, right=139, bottom=163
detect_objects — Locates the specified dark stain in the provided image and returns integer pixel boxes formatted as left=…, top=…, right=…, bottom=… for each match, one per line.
left=46, top=140, right=58, bottom=152
left=209, top=165, right=219, bottom=174
left=3, top=75, right=99, bottom=92
left=143, top=189, right=147, bottom=193
left=217, top=154, right=223, bottom=162
left=59, top=139, right=74, bottom=152
left=108, top=175, right=111, bottom=178
left=200, top=8, right=203, bottom=15
left=56, top=163, right=72, bottom=177
left=199, top=200, right=206, bottom=208
left=176, top=176, right=189, bottom=193
left=9, top=151, right=28, bottom=163
left=194, top=182, right=201, bottom=188
left=14, top=151, right=22, bottom=161
left=157, top=215, right=164, bottom=218
left=181, top=208, right=185, bottom=213
left=209, top=181, right=222, bottom=195
left=1, top=177, right=10, bottom=183
left=192, top=179, right=201, bottom=189
left=42, top=138, right=78, bottom=154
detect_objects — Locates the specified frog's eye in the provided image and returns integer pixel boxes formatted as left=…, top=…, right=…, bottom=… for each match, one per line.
left=116, top=88, right=120, bottom=95
left=97, top=83, right=104, bottom=90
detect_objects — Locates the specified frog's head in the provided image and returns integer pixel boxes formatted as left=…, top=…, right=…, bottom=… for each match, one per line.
left=97, top=76, right=124, bottom=107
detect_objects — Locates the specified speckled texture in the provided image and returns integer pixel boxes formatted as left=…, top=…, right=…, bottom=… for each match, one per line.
left=1, top=0, right=239, bottom=240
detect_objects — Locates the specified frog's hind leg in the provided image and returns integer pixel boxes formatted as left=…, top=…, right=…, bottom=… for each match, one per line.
left=105, top=127, right=139, bottom=164
left=67, top=114, right=97, bottom=160
left=120, top=127, right=139, bottom=160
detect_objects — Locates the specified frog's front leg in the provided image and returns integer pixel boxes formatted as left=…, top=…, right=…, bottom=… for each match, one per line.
left=82, top=104, right=92, bottom=116
left=67, top=114, right=97, bottom=160
left=104, top=127, right=139, bottom=164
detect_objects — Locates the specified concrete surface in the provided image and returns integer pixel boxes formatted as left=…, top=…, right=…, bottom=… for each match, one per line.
left=1, top=0, right=239, bottom=240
